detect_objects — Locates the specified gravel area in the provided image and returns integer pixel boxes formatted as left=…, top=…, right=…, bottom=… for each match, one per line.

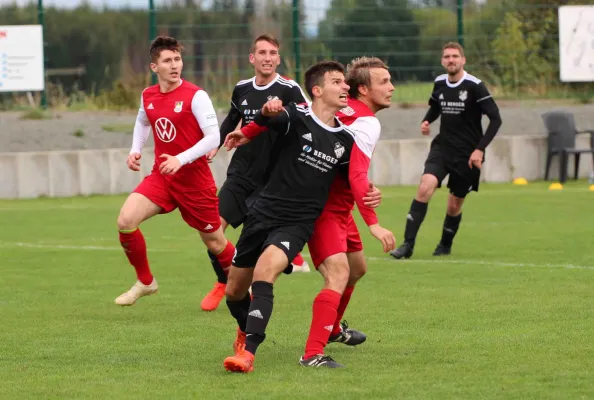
left=2, top=102, right=594, bottom=153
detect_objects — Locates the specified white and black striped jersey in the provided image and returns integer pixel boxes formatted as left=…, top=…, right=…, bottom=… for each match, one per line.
left=219, top=73, right=309, bottom=188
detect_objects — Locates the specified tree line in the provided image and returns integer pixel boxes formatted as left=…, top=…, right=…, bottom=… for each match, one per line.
left=0, top=0, right=589, bottom=109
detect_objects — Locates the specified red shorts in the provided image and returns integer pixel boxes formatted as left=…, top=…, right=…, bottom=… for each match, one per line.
left=133, top=172, right=220, bottom=233
left=308, top=210, right=364, bottom=268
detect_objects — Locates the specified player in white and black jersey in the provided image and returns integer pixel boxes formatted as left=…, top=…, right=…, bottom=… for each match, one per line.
left=220, top=61, right=394, bottom=373
left=199, top=35, right=311, bottom=312
left=391, top=42, right=502, bottom=260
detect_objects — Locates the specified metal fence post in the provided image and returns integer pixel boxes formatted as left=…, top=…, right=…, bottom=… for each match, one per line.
left=457, top=0, right=464, bottom=47
left=149, top=0, right=157, bottom=85
left=292, top=0, right=301, bottom=85
left=38, top=0, right=47, bottom=108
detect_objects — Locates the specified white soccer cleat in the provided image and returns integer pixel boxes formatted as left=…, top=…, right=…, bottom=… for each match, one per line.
left=292, top=260, right=311, bottom=273
left=114, top=279, right=158, bottom=306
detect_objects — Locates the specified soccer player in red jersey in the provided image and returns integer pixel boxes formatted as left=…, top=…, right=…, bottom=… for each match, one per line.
left=300, top=57, right=396, bottom=367
left=114, top=36, right=235, bottom=306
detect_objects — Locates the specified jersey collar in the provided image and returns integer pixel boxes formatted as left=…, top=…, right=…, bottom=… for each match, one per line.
left=445, top=71, right=467, bottom=88
left=252, top=73, right=280, bottom=91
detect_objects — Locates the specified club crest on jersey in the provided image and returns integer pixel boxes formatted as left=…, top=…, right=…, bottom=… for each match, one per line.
left=334, top=143, right=345, bottom=159
left=174, top=101, right=183, bottom=113
left=458, top=90, right=467, bottom=101
left=340, top=106, right=355, bottom=116
left=267, top=95, right=279, bottom=101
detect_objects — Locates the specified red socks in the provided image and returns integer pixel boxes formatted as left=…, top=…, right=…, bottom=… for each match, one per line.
left=291, top=253, right=305, bottom=266
left=215, top=240, right=235, bottom=275
left=119, top=229, right=153, bottom=285
left=331, top=286, right=355, bottom=336
left=303, top=289, right=342, bottom=359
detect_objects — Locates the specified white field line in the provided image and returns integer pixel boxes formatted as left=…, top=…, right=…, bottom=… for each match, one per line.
left=1, top=241, right=593, bottom=271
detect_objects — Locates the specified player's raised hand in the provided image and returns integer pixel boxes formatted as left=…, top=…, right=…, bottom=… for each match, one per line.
left=205, top=147, right=219, bottom=163
left=363, top=182, right=382, bottom=208
left=468, top=149, right=484, bottom=169
left=261, top=99, right=284, bottom=116
left=369, top=224, right=396, bottom=253
left=159, top=154, right=182, bottom=175
left=224, top=130, right=250, bottom=150
left=421, top=120, right=431, bottom=136
left=127, top=152, right=142, bottom=172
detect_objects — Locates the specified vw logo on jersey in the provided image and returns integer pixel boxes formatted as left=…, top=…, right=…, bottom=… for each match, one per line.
left=155, top=117, right=177, bottom=143
left=302, top=145, right=312, bottom=153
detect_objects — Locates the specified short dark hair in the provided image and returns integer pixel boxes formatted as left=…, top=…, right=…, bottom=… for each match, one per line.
left=251, top=34, right=280, bottom=53
left=304, top=61, right=345, bottom=99
left=346, top=56, right=389, bottom=99
left=443, top=41, right=464, bottom=57
left=150, top=36, right=184, bottom=63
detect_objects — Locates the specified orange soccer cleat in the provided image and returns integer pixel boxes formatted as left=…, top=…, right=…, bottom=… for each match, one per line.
left=200, top=282, right=226, bottom=311
left=233, top=327, right=247, bottom=354
left=224, top=345, right=255, bottom=373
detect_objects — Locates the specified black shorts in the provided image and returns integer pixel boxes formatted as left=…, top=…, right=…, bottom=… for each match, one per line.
left=232, top=214, right=314, bottom=274
left=423, top=143, right=481, bottom=199
left=218, top=177, right=261, bottom=229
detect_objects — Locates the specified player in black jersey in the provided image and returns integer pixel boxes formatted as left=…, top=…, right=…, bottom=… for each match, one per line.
left=199, top=34, right=311, bottom=312
left=390, top=42, right=502, bottom=260
left=220, top=61, right=394, bottom=373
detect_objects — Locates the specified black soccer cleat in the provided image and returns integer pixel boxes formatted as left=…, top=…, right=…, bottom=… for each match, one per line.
left=299, top=354, right=344, bottom=368
left=390, top=242, right=414, bottom=259
left=432, top=243, right=451, bottom=256
left=328, top=320, right=366, bottom=346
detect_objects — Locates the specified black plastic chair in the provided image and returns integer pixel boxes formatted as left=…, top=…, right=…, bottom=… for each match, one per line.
left=541, top=111, right=594, bottom=183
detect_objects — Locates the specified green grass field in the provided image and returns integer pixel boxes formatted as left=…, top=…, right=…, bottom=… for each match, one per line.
left=1, top=181, right=593, bottom=399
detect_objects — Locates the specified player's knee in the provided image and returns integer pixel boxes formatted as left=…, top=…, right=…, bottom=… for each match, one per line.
left=349, top=264, right=367, bottom=283
left=417, top=176, right=438, bottom=202
left=225, top=279, right=244, bottom=300
left=202, top=231, right=227, bottom=254
left=322, top=262, right=350, bottom=292
left=447, top=195, right=464, bottom=215
left=117, top=211, right=138, bottom=231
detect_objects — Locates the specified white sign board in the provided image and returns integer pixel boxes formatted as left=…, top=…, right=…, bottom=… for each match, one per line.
left=558, top=5, right=594, bottom=82
left=0, top=25, right=45, bottom=92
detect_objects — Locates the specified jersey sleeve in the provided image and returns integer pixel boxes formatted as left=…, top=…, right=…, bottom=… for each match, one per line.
left=475, top=82, right=502, bottom=151
left=476, top=81, right=498, bottom=115
left=287, top=82, right=310, bottom=105
left=346, top=117, right=381, bottom=156
left=347, top=140, right=378, bottom=227
left=241, top=102, right=295, bottom=140
left=130, top=92, right=151, bottom=154
left=424, top=81, right=441, bottom=123
left=218, top=86, right=243, bottom=147
left=174, top=90, right=221, bottom=166
left=428, top=81, right=440, bottom=107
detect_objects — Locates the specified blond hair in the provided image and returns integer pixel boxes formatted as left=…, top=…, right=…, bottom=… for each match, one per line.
left=346, top=56, right=389, bottom=99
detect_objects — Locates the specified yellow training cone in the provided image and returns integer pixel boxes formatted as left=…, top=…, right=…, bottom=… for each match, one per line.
left=513, top=177, right=528, bottom=185
left=589, top=184, right=594, bottom=192
left=548, top=182, right=563, bottom=191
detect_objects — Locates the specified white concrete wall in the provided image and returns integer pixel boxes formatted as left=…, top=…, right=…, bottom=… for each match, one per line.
left=1, top=135, right=592, bottom=199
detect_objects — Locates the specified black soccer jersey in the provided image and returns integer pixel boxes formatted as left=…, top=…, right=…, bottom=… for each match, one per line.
left=243, top=103, right=357, bottom=226
left=219, top=73, right=309, bottom=187
left=429, top=71, right=499, bottom=155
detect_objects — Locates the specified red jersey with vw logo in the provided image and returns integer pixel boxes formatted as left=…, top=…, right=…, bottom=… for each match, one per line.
left=142, top=80, right=215, bottom=188
left=324, top=97, right=381, bottom=220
